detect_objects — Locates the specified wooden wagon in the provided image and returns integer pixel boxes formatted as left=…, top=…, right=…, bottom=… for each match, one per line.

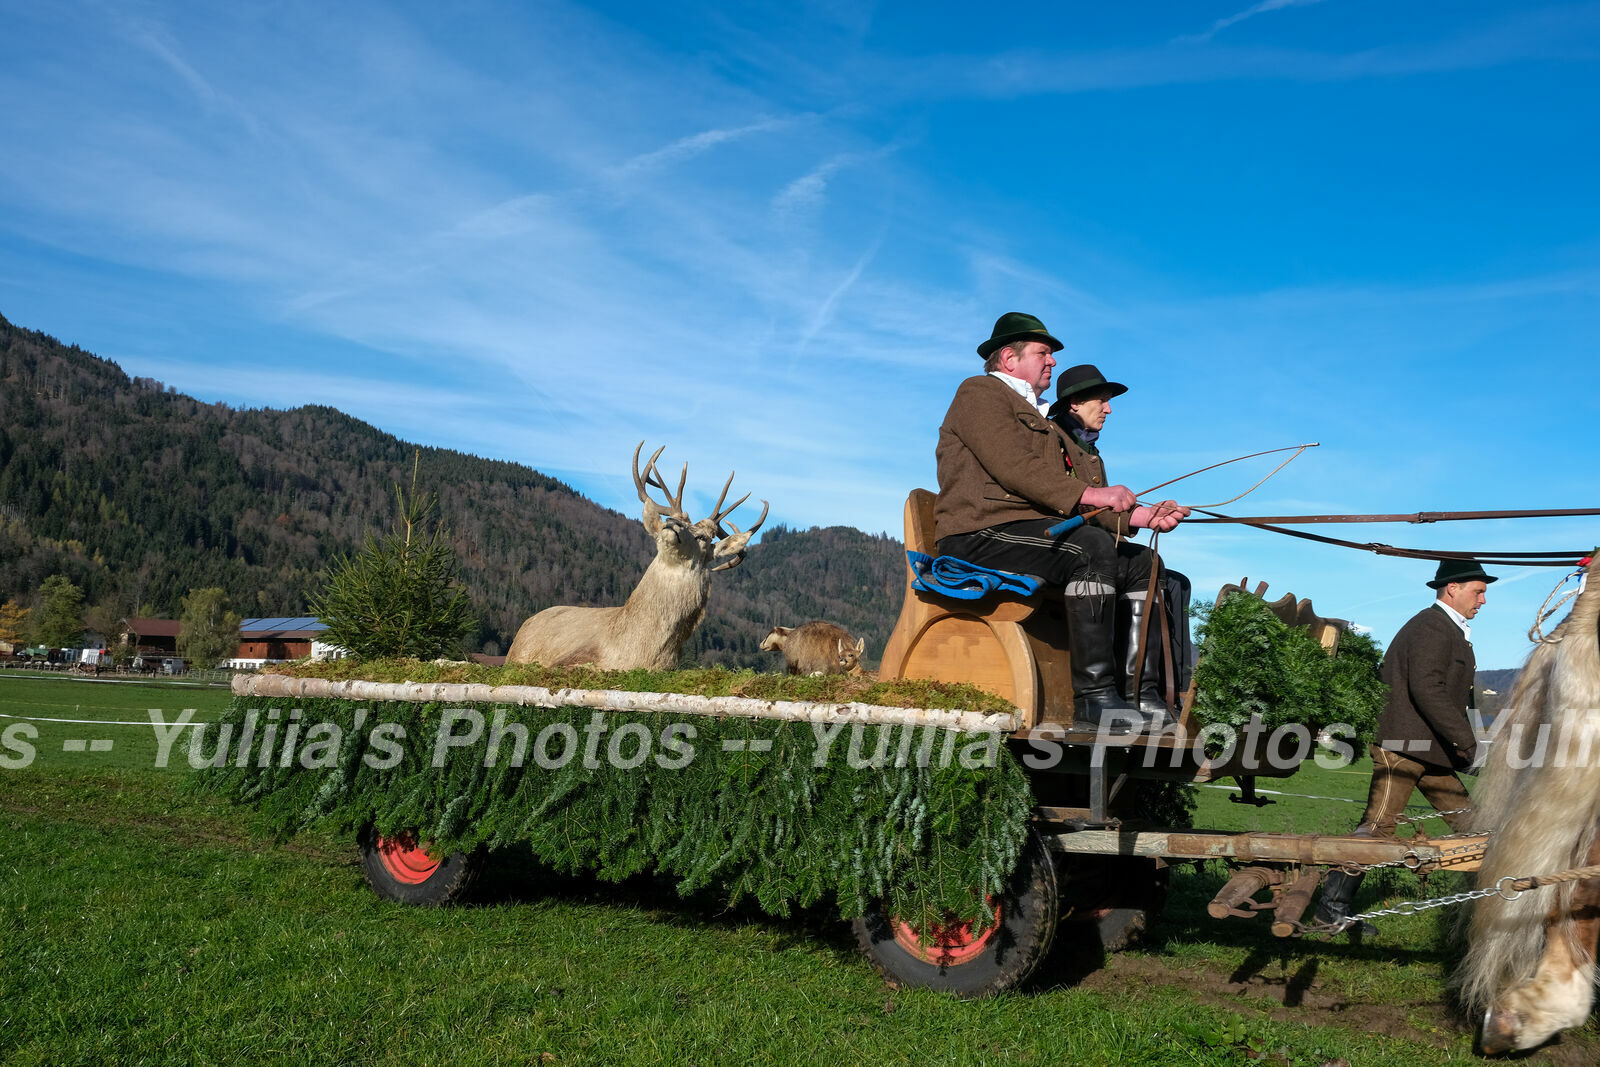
left=315, top=488, right=1489, bottom=998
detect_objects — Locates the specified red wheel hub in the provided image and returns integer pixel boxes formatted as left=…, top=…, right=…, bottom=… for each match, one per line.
left=375, top=831, right=441, bottom=884
left=891, top=901, right=1003, bottom=965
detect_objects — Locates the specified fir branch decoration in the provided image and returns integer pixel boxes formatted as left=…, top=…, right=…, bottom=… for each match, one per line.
left=187, top=691, right=1033, bottom=927
left=1190, top=592, right=1385, bottom=744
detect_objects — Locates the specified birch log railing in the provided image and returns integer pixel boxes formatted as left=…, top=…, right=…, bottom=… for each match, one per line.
left=232, top=673, right=1021, bottom=735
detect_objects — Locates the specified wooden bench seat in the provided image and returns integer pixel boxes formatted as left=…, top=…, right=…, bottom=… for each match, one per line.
left=877, top=489, right=1075, bottom=728
left=878, top=490, right=1347, bottom=736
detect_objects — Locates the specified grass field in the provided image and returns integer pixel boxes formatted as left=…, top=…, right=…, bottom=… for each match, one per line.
left=2, top=674, right=1595, bottom=1065
left=0, top=672, right=234, bottom=771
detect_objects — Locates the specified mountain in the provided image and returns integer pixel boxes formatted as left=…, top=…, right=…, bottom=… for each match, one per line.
left=1475, top=667, right=1521, bottom=720
left=0, top=312, right=905, bottom=666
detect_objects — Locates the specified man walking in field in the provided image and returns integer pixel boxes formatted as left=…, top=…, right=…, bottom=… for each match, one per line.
left=1315, top=558, right=1493, bottom=931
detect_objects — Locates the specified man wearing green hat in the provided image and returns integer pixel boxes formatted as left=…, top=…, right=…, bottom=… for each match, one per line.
left=934, top=312, right=1187, bottom=730
left=1314, top=558, right=1494, bottom=933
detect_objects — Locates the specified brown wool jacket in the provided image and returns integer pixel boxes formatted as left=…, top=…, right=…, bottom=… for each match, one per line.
left=934, top=375, right=1131, bottom=539
left=1377, top=603, right=1480, bottom=772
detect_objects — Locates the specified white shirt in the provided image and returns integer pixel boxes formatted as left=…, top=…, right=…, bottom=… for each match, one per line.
left=988, top=371, right=1051, bottom=417
left=1433, top=599, right=1472, bottom=643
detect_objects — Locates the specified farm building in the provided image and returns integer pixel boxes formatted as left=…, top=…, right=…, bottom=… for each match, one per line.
left=227, top=617, right=344, bottom=669
left=120, top=618, right=180, bottom=655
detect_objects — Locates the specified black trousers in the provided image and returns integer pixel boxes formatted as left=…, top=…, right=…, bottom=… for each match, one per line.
left=937, top=518, right=1157, bottom=595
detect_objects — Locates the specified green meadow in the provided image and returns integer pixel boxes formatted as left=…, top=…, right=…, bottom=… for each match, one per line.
left=2, top=673, right=1593, bottom=1065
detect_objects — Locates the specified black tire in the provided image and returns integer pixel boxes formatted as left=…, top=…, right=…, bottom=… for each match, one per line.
left=1058, top=855, right=1168, bottom=951
left=850, top=830, right=1059, bottom=997
left=357, top=825, right=477, bottom=906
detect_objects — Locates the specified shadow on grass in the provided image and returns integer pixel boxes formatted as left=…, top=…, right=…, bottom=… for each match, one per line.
left=1027, top=923, right=1115, bottom=991
left=463, top=841, right=860, bottom=957
left=1146, top=860, right=1458, bottom=968
left=422, top=839, right=1480, bottom=1012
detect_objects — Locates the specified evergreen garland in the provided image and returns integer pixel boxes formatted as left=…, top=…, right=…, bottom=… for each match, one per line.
left=1190, top=592, right=1385, bottom=744
left=188, top=694, right=1034, bottom=927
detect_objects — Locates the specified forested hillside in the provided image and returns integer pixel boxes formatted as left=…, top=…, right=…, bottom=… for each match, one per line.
left=0, top=313, right=905, bottom=666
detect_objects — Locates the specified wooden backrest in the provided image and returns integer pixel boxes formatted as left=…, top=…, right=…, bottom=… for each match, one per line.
left=905, top=488, right=938, bottom=556
left=1216, top=578, right=1349, bottom=653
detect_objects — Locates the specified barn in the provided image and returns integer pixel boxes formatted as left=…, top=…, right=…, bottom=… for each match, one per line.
left=227, top=617, right=342, bottom=669
left=120, top=618, right=181, bottom=655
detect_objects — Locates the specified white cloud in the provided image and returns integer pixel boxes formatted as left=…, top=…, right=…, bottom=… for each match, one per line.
left=874, top=5, right=1599, bottom=101
left=1175, top=0, right=1330, bottom=45
left=610, top=116, right=797, bottom=178
left=774, top=159, right=845, bottom=217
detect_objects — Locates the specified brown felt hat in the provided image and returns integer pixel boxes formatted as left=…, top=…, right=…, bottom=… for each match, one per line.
left=976, top=312, right=1063, bottom=359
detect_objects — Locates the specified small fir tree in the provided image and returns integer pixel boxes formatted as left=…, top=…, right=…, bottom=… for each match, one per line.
left=311, top=455, right=478, bottom=660
left=179, top=587, right=243, bottom=668
left=1191, top=591, right=1385, bottom=744
left=31, top=575, right=84, bottom=648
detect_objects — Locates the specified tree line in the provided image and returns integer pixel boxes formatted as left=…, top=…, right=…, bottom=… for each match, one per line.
left=0, top=575, right=241, bottom=668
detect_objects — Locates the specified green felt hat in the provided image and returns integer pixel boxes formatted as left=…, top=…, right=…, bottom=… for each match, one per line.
left=1427, top=559, right=1499, bottom=588
left=977, top=312, right=1063, bottom=359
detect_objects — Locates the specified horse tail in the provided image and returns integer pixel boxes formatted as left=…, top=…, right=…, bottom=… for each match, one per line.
left=1454, top=568, right=1600, bottom=1013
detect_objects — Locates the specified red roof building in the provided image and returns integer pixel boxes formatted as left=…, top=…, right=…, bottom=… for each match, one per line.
left=120, top=618, right=181, bottom=654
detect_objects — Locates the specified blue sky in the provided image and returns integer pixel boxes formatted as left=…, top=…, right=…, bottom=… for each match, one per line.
left=2, top=0, right=1597, bottom=668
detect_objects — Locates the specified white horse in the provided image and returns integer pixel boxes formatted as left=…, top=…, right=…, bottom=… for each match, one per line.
left=1455, top=563, right=1600, bottom=1053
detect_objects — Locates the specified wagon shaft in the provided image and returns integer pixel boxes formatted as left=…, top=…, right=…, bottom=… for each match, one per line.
left=1039, top=827, right=1489, bottom=869
left=1041, top=826, right=1489, bottom=938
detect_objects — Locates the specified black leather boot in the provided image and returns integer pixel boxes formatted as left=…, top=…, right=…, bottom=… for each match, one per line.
left=1314, top=869, right=1376, bottom=936
left=1119, top=592, right=1170, bottom=728
left=1064, top=586, right=1145, bottom=733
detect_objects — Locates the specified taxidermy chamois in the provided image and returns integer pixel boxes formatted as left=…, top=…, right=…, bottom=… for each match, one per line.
left=760, top=622, right=866, bottom=676
left=505, top=443, right=767, bottom=671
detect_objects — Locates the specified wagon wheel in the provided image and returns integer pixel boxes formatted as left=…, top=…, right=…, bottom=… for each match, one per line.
left=357, top=825, right=478, bottom=907
left=1057, top=854, right=1168, bottom=952
left=850, top=830, right=1059, bottom=997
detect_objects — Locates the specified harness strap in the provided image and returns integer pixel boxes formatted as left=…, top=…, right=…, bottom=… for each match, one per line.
left=1187, top=507, right=1590, bottom=567
left=1131, top=533, right=1165, bottom=710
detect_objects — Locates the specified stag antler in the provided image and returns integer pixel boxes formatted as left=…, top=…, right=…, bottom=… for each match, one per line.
left=706, top=471, right=750, bottom=537
left=708, top=472, right=769, bottom=572
left=632, top=441, right=690, bottom=534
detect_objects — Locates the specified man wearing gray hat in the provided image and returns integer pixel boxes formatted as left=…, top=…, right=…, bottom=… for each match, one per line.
left=934, top=312, right=1187, bottom=730
left=1314, top=558, right=1495, bottom=933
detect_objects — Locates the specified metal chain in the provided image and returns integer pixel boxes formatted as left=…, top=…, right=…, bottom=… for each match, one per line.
left=1308, top=861, right=1600, bottom=936
left=1336, top=853, right=1418, bottom=875
left=1300, top=880, right=1515, bottom=935
left=1330, top=827, right=1489, bottom=878
left=1394, top=806, right=1473, bottom=828
left=1341, top=884, right=1511, bottom=926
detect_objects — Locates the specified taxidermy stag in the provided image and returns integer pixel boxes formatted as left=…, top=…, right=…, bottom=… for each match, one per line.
left=760, top=622, right=866, bottom=676
left=505, top=443, right=767, bottom=670
left=1454, top=559, right=1600, bottom=1053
